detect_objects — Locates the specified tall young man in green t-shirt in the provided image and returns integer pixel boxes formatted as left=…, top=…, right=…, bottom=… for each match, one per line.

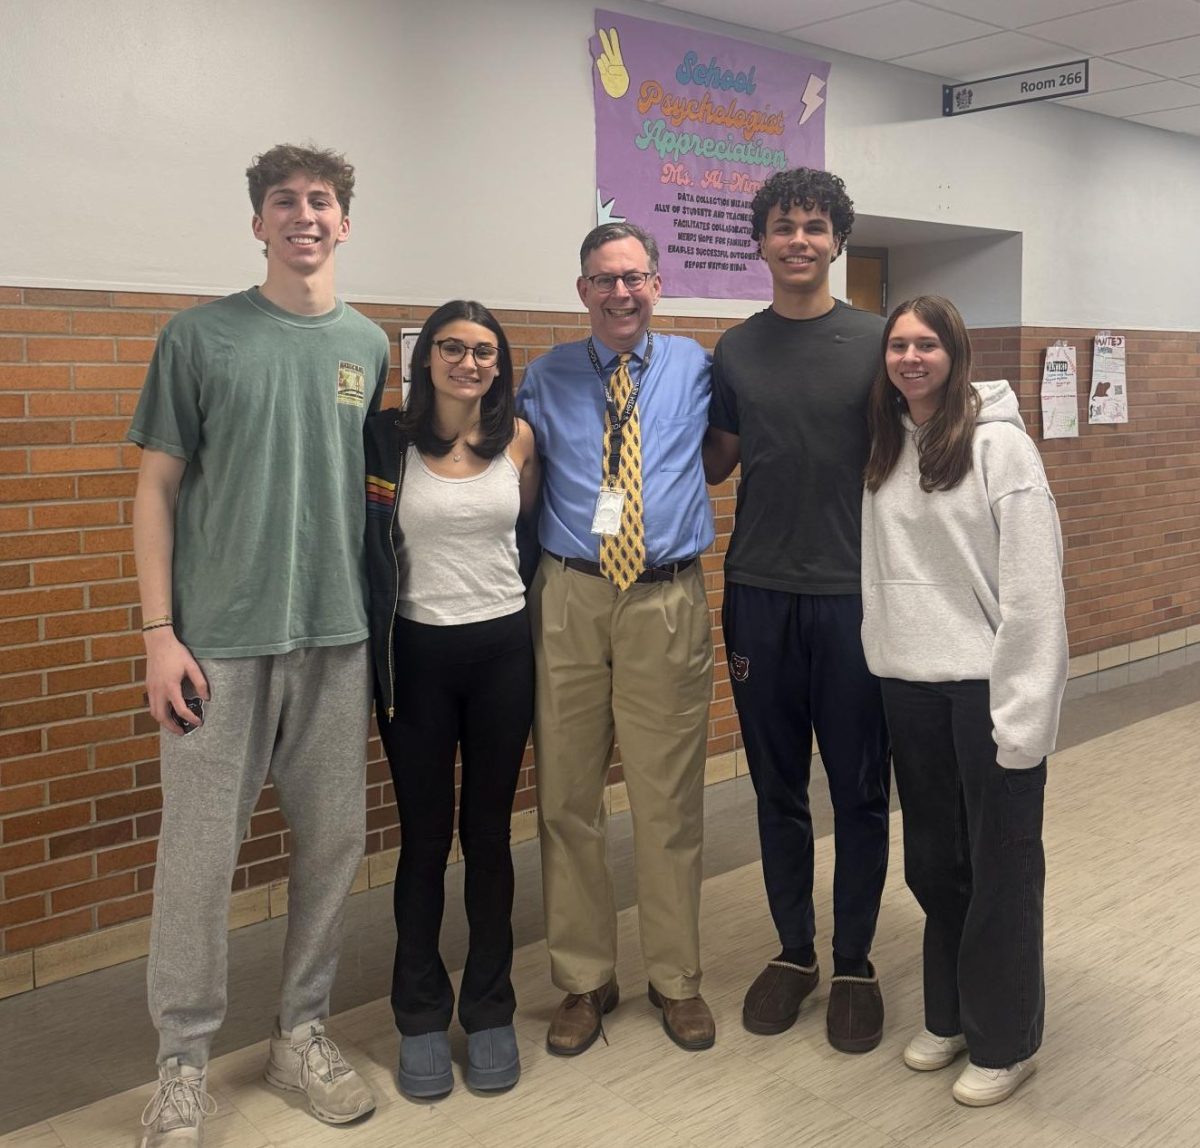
left=129, top=145, right=389, bottom=1147
left=703, top=168, right=891, bottom=1056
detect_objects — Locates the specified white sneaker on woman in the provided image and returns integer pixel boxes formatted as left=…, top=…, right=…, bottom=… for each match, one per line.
left=903, top=1028, right=968, bottom=1071
left=952, top=1058, right=1036, bottom=1106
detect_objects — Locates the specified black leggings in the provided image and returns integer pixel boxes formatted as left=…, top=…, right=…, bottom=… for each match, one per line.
left=380, top=608, right=533, bottom=1035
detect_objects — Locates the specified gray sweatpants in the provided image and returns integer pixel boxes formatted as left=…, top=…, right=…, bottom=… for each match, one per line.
left=147, top=641, right=371, bottom=1066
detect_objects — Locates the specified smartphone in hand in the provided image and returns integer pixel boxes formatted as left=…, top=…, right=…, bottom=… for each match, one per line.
left=168, top=696, right=204, bottom=735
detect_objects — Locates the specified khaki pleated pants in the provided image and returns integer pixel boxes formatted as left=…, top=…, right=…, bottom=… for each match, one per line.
left=529, top=555, right=714, bottom=999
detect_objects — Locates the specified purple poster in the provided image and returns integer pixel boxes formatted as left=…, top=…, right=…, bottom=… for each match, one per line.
left=591, top=9, right=830, bottom=300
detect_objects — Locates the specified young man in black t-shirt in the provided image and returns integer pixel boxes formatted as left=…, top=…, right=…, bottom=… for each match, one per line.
left=703, top=168, right=891, bottom=1055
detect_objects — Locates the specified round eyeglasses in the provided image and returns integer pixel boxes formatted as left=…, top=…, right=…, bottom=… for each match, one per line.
left=583, top=271, right=654, bottom=294
left=433, top=338, right=500, bottom=367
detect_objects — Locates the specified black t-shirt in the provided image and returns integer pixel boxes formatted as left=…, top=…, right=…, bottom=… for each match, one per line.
left=710, top=301, right=884, bottom=595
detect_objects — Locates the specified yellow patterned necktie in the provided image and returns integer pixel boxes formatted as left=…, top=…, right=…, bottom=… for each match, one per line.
left=598, top=353, right=646, bottom=591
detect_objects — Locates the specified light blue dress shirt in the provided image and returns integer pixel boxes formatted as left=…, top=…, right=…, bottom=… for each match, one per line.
left=516, top=331, right=714, bottom=565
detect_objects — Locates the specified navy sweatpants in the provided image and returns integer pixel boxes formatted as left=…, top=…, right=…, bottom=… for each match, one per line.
left=723, top=583, right=890, bottom=962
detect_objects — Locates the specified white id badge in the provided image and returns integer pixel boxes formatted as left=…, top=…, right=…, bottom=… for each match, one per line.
left=591, top=487, right=626, bottom=536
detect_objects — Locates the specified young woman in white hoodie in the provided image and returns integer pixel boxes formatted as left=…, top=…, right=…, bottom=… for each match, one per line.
left=861, top=296, right=1068, bottom=1107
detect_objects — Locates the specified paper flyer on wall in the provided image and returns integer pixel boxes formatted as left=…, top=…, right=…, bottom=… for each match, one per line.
left=1040, top=343, right=1079, bottom=439
left=1088, top=333, right=1128, bottom=424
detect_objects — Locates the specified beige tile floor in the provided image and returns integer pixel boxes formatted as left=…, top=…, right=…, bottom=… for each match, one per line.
left=9, top=698, right=1200, bottom=1148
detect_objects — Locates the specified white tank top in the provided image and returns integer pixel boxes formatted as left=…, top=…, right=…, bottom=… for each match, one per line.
left=395, top=444, right=525, bottom=625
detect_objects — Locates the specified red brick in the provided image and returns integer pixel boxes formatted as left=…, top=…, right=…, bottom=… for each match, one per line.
left=82, top=527, right=133, bottom=554
left=77, top=473, right=137, bottom=498
left=95, top=838, right=157, bottom=875
left=48, top=818, right=134, bottom=859
left=4, top=856, right=93, bottom=898
left=0, top=507, right=30, bottom=532
left=0, top=893, right=46, bottom=927
left=0, top=420, right=71, bottom=446
left=0, top=639, right=85, bottom=673
left=71, top=311, right=158, bottom=336
left=0, top=475, right=76, bottom=503
left=91, top=684, right=146, bottom=715
left=116, top=339, right=156, bottom=363
left=46, top=660, right=131, bottom=693
left=0, top=784, right=44, bottom=815
left=42, top=607, right=128, bottom=639
left=0, top=309, right=70, bottom=333
left=0, top=449, right=28, bottom=475
left=97, top=892, right=153, bottom=928
left=91, top=632, right=144, bottom=659
left=88, top=580, right=141, bottom=607
left=4, top=907, right=93, bottom=952
left=110, top=292, right=200, bottom=310
left=52, top=871, right=135, bottom=913
left=27, top=393, right=116, bottom=417
left=0, top=289, right=21, bottom=304
left=1, top=694, right=88, bottom=730
left=34, top=501, right=121, bottom=529
left=0, top=532, right=80, bottom=560
left=0, top=672, right=41, bottom=702
left=46, top=715, right=131, bottom=750
left=0, top=365, right=71, bottom=390
left=0, top=565, right=31, bottom=591
left=0, top=838, right=45, bottom=872
left=26, top=337, right=115, bottom=363
left=94, top=734, right=157, bottom=769
left=1, top=748, right=89, bottom=787
left=32, top=555, right=120, bottom=585
left=0, top=394, right=24, bottom=417
left=48, top=767, right=134, bottom=804
left=1, top=801, right=91, bottom=843
left=0, top=618, right=38, bottom=646
left=95, top=786, right=160, bottom=821
left=29, top=445, right=122, bottom=473
left=22, top=289, right=110, bottom=306
left=73, top=365, right=146, bottom=390
left=72, top=419, right=129, bottom=444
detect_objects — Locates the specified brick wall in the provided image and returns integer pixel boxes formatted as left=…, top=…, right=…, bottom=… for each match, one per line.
left=1, top=288, right=1197, bottom=981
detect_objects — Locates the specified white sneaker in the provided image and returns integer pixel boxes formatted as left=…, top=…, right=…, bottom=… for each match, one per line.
left=264, top=1019, right=376, bottom=1124
left=952, top=1058, right=1036, bottom=1106
left=903, top=1028, right=968, bottom=1071
left=140, top=1057, right=215, bottom=1147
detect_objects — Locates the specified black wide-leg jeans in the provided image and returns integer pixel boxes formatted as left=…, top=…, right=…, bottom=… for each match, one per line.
left=881, top=677, right=1046, bottom=1068
left=380, top=609, right=533, bottom=1036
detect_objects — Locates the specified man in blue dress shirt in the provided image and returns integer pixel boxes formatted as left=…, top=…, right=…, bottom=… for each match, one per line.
left=516, top=222, right=716, bottom=1055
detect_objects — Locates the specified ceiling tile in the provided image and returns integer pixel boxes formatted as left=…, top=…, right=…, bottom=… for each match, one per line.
left=1057, top=78, right=1200, bottom=115
left=1127, top=103, right=1200, bottom=133
left=1069, top=58, right=1169, bottom=93
left=1025, top=0, right=1200, bottom=56
left=891, top=30, right=1085, bottom=79
left=781, top=0, right=999, bottom=60
left=1111, top=36, right=1200, bottom=78
left=916, top=0, right=1120, bottom=31
left=655, top=0, right=884, bottom=34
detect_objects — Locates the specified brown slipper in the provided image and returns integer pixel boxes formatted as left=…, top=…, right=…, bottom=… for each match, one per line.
left=742, top=960, right=820, bottom=1035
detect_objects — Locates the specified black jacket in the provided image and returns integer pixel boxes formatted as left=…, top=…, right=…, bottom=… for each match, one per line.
left=363, top=410, right=541, bottom=722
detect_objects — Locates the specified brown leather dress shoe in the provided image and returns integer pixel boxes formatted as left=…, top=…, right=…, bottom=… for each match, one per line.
left=546, top=976, right=619, bottom=1056
left=647, top=983, right=716, bottom=1051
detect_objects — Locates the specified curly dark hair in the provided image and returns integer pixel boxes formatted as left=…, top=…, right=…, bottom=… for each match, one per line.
left=246, top=144, right=355, bottom=217
left=398, top=300, right=516, bottom=461
left=750, top=168, right=855, bottom=255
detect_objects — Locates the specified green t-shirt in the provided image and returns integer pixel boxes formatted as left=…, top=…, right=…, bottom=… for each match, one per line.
left=128, top=288, right=390, bottom=657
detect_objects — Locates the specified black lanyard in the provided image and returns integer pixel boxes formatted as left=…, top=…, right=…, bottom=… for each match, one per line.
left=587, top=332, right=654, bottom=482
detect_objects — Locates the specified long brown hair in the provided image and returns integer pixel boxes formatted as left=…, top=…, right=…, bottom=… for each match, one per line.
left=864, top=295, right=980, bottom=493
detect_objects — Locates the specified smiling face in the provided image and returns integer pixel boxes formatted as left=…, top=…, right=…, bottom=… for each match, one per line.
left=758, top=202, right=838, bottom=299
left=885, top=311, right=953, bottom=425
left=577, top=236, right=661, bottom=352
left=427, top=319, right=501, bottom=408
left=251, top=172, right=349, bottom=278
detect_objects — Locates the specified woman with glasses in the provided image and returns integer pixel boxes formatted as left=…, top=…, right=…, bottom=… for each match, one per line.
left=861, top=296, right=1067, bottom=1107
left=364, top=300, right=539, bottom=1100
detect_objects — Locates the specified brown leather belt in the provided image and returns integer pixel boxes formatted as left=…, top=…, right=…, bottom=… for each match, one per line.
left=547, top=551, right=697, bottom=584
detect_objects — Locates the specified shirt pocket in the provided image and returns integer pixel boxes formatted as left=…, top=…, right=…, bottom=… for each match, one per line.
left=652, top=414, right=703, bottom=473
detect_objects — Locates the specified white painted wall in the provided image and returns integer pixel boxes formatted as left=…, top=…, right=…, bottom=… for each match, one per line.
left=2, top=0, right=1198, bottom=328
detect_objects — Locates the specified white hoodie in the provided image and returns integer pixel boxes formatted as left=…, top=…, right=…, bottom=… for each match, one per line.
left=861, top=380, right=1069, bottom=769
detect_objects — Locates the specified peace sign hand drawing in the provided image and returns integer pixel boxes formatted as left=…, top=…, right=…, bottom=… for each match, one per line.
left=596, top=27, right=629, bottom=99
